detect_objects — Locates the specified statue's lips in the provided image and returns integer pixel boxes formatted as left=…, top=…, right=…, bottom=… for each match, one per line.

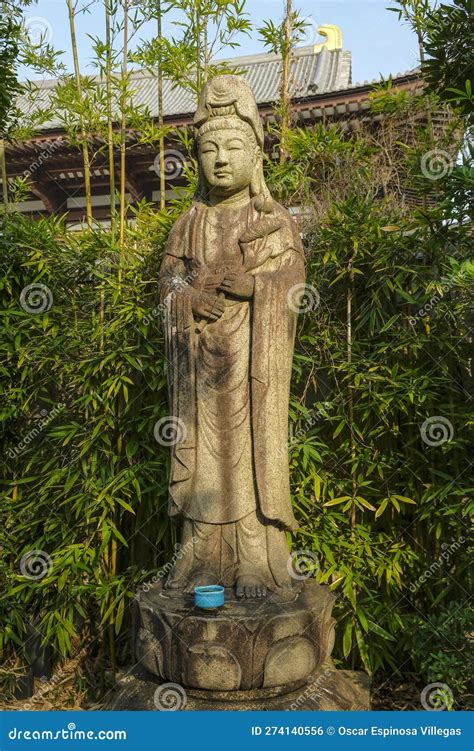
left=214, top=170, right=232, bottom=178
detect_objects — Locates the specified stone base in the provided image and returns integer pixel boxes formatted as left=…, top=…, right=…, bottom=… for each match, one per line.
left=135, top=581, right=336, bottom=692
left=105, top=662, right=370, bottom=710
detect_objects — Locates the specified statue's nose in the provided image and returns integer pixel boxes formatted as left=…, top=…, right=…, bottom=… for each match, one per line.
left=215, top=150, right=229, bottom=166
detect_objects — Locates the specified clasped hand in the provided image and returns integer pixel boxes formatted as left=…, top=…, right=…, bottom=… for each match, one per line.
left=218, top=270, right=254, bottom=300
left=189, top=267, right=254, bottom=322
left=189, top=290, right=225, bottom=322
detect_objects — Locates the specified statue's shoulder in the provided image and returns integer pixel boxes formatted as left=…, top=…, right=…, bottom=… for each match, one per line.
left=165, top=203, right=201, bottom=257
left=169, top=203, right=200, bottom=233
left=270, top=199, right=298, bottom=225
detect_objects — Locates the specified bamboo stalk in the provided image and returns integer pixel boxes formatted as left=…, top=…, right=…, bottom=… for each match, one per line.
left=279, top=0, right=292, bottom=164
left=108, top=533, right=118, bottom=675
left=347, top=245, right=357, bottom=669
left=109, top=2, right=129, bottom=666
left=107, top=403, right=124, bottom=676
left=203, top=4, right=209, bottom=83
left=196, top=2, right=200, bottom=90
left=413, top=1, right=433, bottom=139
left=347, top=251, right=357, bottom=532
left=118, top=0, right=129, bottom=261
left=157, top=1, right=165, bottom=211
left=66, top=0, right=93, bottom=229
left=0, top=137, right=9, bottom=212
left=105, top=0, right=116, bottom=238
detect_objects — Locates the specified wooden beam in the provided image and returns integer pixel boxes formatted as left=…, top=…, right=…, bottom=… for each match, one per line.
left=29, top=176, right=68, bottom=214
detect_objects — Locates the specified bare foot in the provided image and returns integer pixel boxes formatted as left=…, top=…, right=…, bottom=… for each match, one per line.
left=236, top=575, right=268, bottom=599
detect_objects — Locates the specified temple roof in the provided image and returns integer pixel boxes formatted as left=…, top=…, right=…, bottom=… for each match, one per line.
left=19, top=45, right=353, bottom=129
left=8, top=39, right=429, bottom=222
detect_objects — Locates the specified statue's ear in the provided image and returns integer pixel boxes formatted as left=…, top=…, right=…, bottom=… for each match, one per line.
left=250, top=153, right=273, bottom=212
left=250, top=153, right=264, bottom=196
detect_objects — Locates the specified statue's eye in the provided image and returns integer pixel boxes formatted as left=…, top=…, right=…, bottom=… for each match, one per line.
left=228, top=141, right=244, bottom=150
left=200, top=144, right=217, bottom=154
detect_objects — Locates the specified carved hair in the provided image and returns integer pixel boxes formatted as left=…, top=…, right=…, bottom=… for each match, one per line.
left=196, top=116, right=255, bottom=141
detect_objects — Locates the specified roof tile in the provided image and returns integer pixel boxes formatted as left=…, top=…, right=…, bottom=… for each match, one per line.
left=19, top=45, right=352, bottom=129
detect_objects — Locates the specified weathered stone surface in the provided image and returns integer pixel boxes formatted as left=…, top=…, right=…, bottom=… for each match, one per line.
left=158, top=74, right=306, bottom=599
left=104, top=662, right=370, bottom=711
left=135, top=581, right=336, bottom=692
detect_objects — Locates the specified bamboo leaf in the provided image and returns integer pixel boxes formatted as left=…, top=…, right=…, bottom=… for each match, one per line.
left=343, top=621, right=353, bottom=658
left=323, top=496, right=351, bottom=507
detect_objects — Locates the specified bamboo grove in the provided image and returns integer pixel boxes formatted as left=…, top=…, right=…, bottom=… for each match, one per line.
left=0, top=0, right=473, bottom=707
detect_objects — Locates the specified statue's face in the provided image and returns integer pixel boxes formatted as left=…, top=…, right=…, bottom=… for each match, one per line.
left=198, top=128, right=257, bottom=198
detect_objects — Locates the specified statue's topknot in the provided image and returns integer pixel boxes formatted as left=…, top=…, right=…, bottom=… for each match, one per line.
left=194, top=75, right=264, bottom=148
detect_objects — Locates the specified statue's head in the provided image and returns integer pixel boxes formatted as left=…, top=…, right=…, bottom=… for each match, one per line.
left=193, top=75, right=270, bottom=206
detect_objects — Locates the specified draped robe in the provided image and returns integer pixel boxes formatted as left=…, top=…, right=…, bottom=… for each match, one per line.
left=158, top=196, right=305, bottom=588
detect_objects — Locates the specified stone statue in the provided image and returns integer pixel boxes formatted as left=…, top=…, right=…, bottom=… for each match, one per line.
left=158, top=74, right=305, bottom=600
left=129, top=75, right=364, bottom=704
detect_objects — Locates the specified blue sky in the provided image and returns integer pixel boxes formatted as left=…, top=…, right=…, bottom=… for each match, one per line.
left=21, top=0, right=427, bottom=85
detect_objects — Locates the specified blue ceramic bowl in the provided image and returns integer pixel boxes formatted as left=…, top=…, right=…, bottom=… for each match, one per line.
left=194, top=584, right=225, bottom=609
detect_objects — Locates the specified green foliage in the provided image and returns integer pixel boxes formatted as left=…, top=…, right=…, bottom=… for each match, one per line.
left=268, top=92, right=473, bottom=681
left=0, top=0, right=472, bottom=707
left=258, top=11, right=310, bottom=57
left=135, top=0, right=252, bottom=93
left=0, top=4, right=23, bottom=136
left=406, top=601, right=474, bottom=705
left=422, top=0, right=474, bottom=120
left=0, top=212, right=174, bottom=686
left=1, top=88, right=472, bottom=701
left=389, top=0, right=473, bottom=122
